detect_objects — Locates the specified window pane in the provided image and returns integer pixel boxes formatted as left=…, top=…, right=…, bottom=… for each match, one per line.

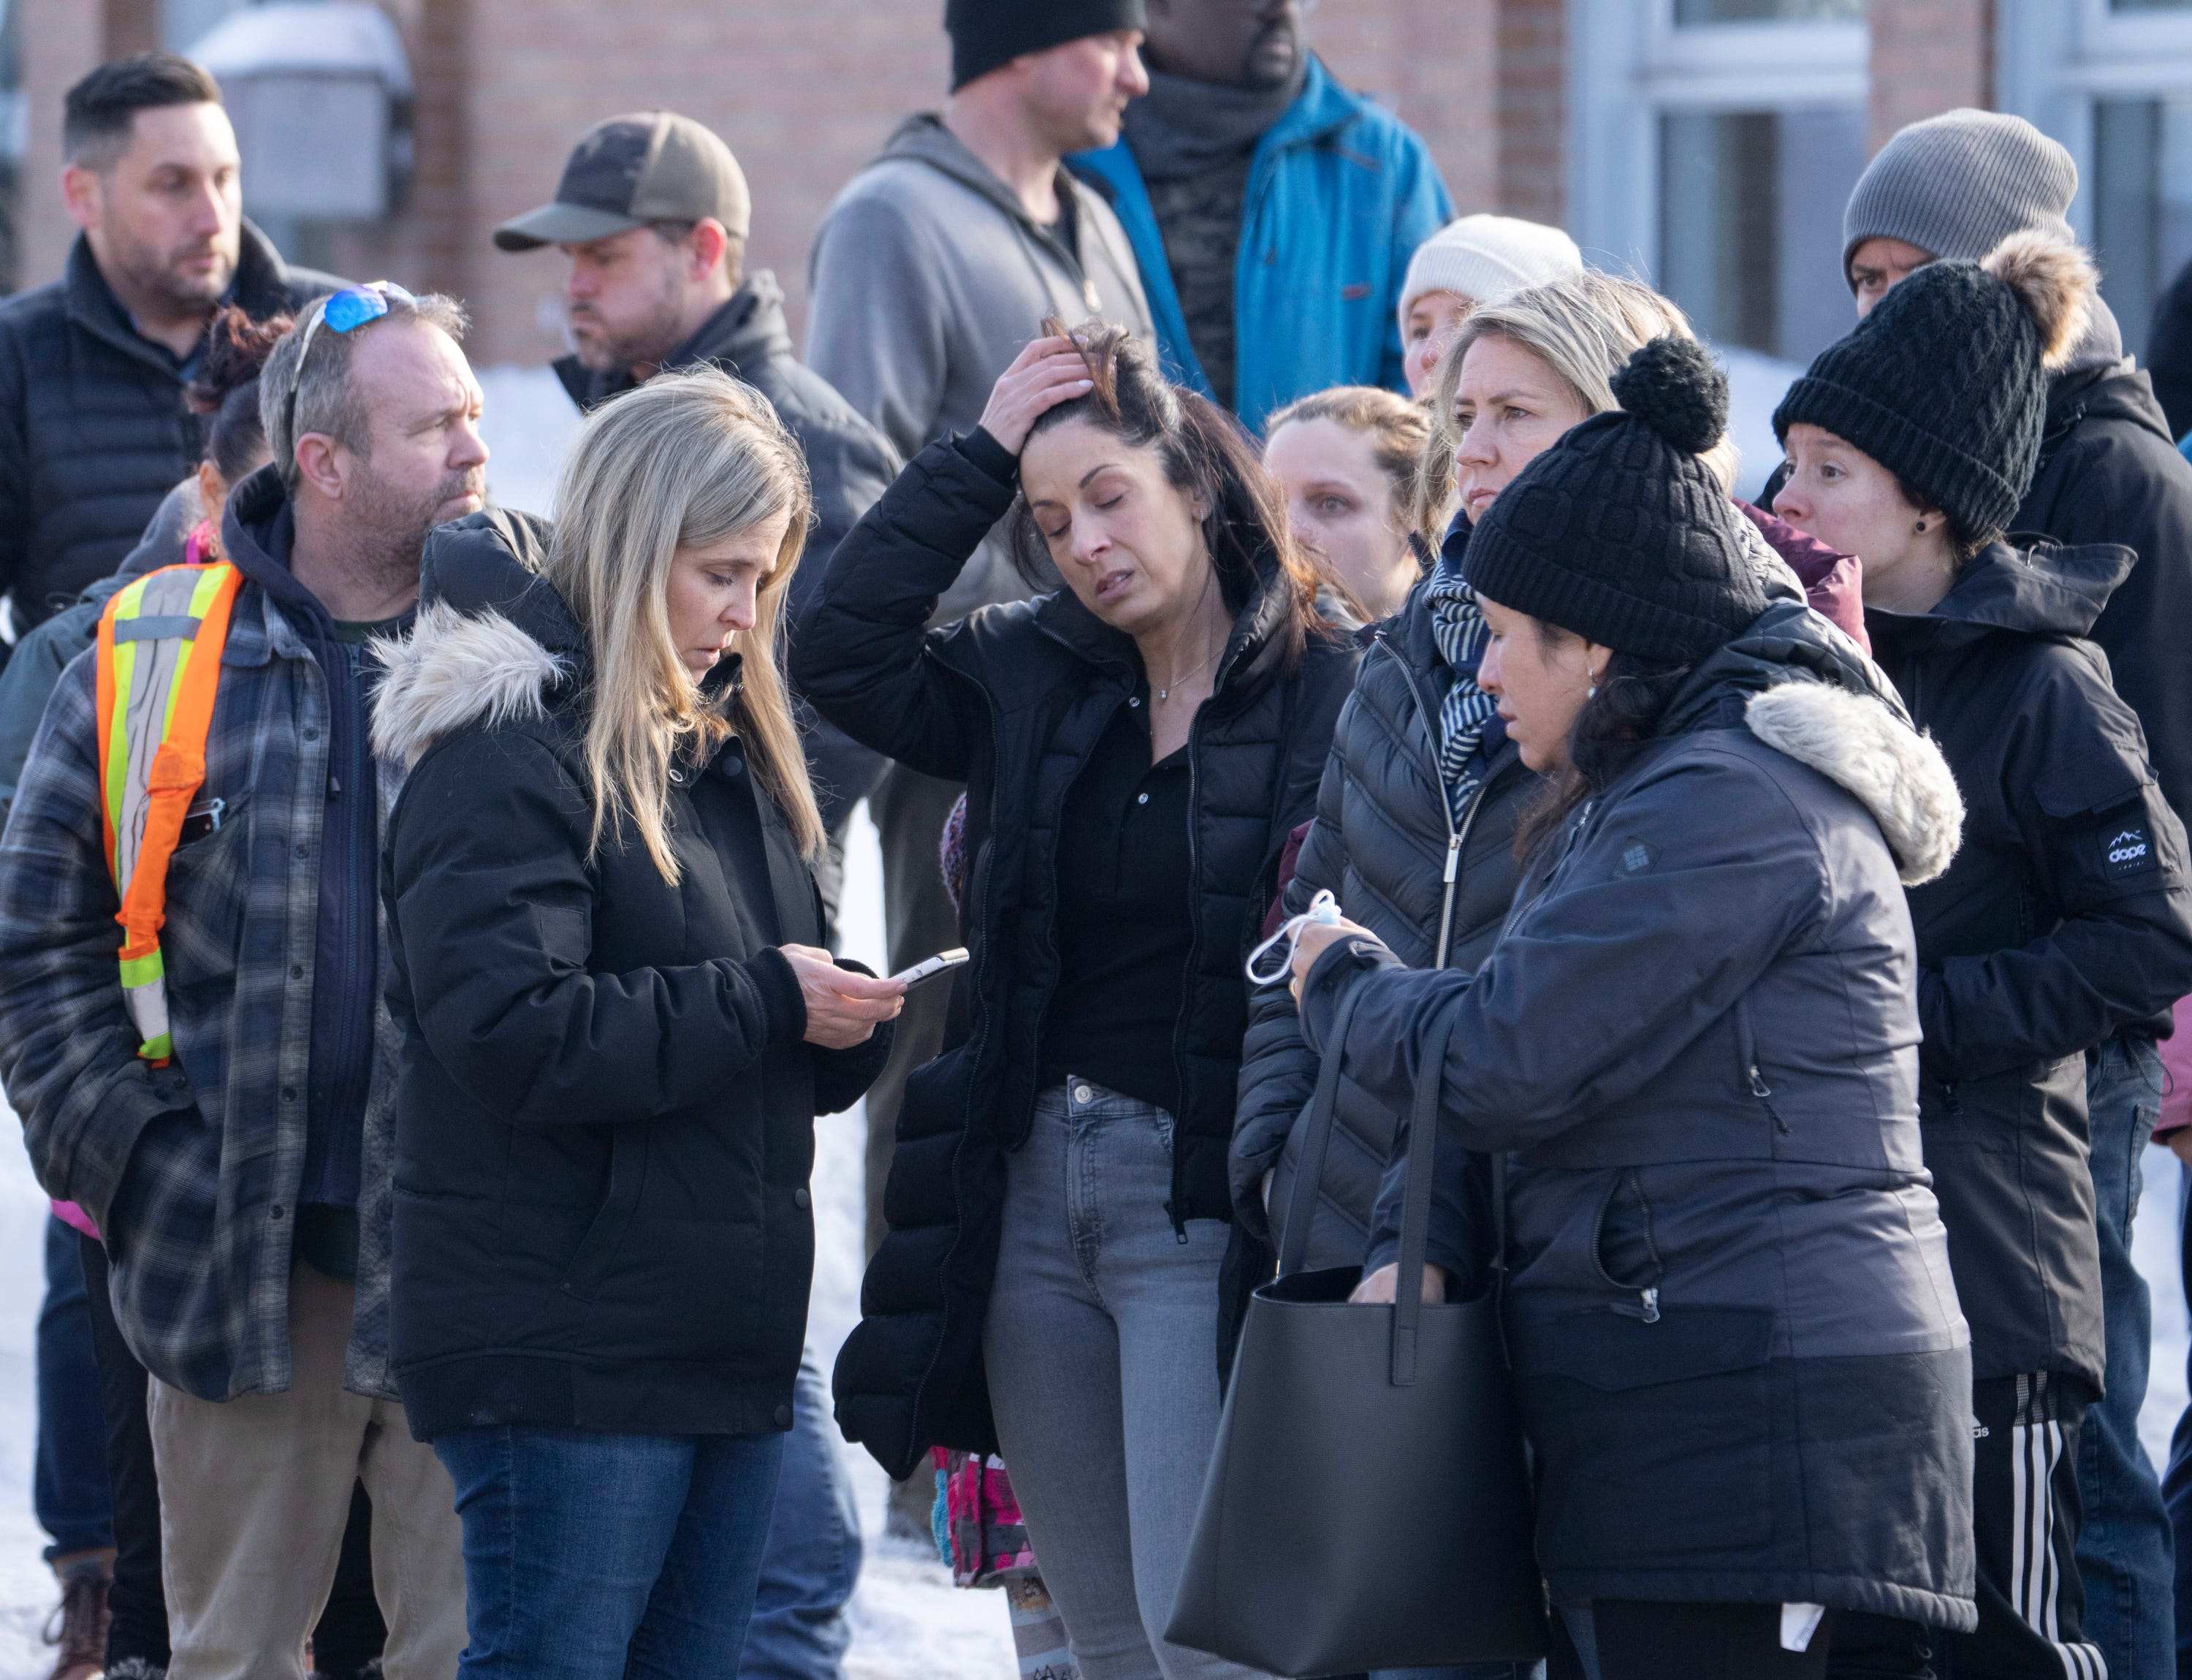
left=1659, top=107, right=1865, bottom=363
left=1673, top=0, right=1863, bottom=22
left=2095, top=97, right=2192, bottom=360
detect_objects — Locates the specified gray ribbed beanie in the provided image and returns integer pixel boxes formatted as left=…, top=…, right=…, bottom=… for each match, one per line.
left=1842, top=108, right=2077, bottom=286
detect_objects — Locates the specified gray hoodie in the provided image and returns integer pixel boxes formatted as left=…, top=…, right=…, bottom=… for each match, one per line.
left=807, top=116, right=1154, bottom=620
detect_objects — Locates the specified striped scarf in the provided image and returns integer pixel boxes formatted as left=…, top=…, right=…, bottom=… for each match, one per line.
left=1423, top=542, right=1501, bottom=825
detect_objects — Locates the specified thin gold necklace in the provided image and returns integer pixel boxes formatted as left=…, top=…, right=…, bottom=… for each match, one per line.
left=1154, top=645, right=1215, bottom=702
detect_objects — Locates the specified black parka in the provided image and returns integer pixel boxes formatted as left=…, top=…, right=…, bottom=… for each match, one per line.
left=1233, top=588, right=1534, bottom=1269
left=555, top=271, right=902, bottom=829
left=793, top=428, right=1359, bottom=1479
left=0, top=225, right=338, bottom=631
left=1866, top=537, right=2192, bottom=1386
left=378, top=513, right=890, bottom=1440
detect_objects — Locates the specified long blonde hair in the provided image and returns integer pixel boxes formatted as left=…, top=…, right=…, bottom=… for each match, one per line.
left=1430, top=271, right=1740, bottom=495
left=543, top=366, right=823, bottom=879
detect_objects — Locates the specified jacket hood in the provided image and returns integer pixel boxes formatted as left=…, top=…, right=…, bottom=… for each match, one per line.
left=2045, top=357, right=2176, bottom=449
left=221, top=463, right=334, bottom=625
left=370, top=509, right=571, bottom=769
left=1871, top=536, right=2134, bottom=647
left=553, top=271, right=797, bottom=412
left=117, top=478, right=207, bottom=585
left=1662, top=600, right=1963, bottom=884
left=876, top=115, right=1055, bottom=235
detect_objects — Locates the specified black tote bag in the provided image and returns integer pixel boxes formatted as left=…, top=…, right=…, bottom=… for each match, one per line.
left=1165, top=991, right=1548, bottom=1676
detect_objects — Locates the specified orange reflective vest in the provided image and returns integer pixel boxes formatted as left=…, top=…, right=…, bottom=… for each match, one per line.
left=93, top=561, right=242, bottom=1064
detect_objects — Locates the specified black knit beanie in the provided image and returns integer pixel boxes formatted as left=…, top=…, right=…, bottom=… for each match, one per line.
left=945, top=0, right=1149, bottom=91
left=1773, top=235, right=2093, bottom=542
left=1463, top=336, right=1767, bottom=664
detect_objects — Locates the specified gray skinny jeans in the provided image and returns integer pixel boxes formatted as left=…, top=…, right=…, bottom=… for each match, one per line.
left=983, top=1079, right=1275, bottom=1680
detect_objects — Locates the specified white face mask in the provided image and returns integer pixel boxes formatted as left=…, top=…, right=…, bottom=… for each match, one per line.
left=1244, top=889, right=1344, bottom=987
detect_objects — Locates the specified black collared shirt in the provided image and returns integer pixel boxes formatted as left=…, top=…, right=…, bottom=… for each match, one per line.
left=1038, top=688, right=1194, bottom=1115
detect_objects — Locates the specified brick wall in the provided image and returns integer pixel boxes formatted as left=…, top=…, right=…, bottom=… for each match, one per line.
left=15, top=0, right=1575, bottom=368
left=1868, top=0, right=1993, bottom=155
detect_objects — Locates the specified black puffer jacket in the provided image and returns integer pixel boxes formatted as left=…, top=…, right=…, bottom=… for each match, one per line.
left=794, top=429, right=1359, bottom=1478
left=2014, top=361, right=2192, bottom=824
left=555, top=271, right=902, bottom=830
left=0, top=224, right=338, bottom=631
left=376, top=512, right=890, bottom=1440
left=1233, top=587, right=1534, bottom=1268
left=1306, top=604, right=1977, bottom=1625
left=1866, top=537, right=2192, bottom=1386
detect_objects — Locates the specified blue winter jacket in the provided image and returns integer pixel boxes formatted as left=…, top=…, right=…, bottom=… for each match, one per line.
left=1070, top=56, right=1453, bottom=431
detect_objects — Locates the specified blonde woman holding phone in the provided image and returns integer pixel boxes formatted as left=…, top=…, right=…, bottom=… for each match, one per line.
left=373, top=367, right=902, bottom=1679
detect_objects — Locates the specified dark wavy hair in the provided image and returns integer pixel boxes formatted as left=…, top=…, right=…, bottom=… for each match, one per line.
left=1006, top=317, right=1333, bottom=666
left=1515, top=630, right=1697, bottom=860
left=186, top=304, right=292, bottom=484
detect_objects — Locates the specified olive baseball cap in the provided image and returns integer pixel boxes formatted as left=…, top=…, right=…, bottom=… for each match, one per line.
left=493, top=111, right=752, bottom=251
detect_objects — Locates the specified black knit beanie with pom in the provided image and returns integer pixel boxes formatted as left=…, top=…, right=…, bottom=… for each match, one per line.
left=1462, top=335, right=1767, bottom=664
left=1772, top=232, right=2095, bottom=544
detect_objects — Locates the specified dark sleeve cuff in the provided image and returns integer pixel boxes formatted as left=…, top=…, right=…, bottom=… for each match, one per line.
left=811, top=959, right=897, bottom=1114
left=748, top=946, right=808, bottom=1047
left=960, top=427, right=1021, bottom=489
left=1297, top=935, right=1402, bottom=1057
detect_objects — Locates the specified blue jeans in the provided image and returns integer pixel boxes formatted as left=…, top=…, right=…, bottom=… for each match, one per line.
left=435, top=1423, right=785, bottom=1680
left=2079, top=1036, right=2175, bottom=1677
left=36, top=1213, right=113, bottom=1561
left=741, top=1350, right=862, bottom=1680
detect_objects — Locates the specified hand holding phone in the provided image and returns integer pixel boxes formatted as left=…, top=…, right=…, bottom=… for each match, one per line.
left=891, top=948, right=970, bottom=990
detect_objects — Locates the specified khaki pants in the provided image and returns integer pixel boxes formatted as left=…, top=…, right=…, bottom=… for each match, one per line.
left=149, top=1262, right=465, bottom=1680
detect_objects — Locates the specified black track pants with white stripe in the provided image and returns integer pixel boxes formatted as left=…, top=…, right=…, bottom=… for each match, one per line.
left=1963, top=1371, right=2107, bottom=1679
left=1830, top=1372, right=2104, bottom=1679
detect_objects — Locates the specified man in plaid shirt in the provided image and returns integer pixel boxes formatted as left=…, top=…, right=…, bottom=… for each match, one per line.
left=0, top=286, right=483, bottom=1680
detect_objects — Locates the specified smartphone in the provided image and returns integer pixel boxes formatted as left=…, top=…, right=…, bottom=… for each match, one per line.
left=890, top=948, right=970, bottom=990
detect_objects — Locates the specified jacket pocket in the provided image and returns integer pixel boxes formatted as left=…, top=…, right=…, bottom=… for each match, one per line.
left=560, top=1127, right=649, bottom=1301
left=1518, top=1305, right=1776, bottom=1565
left=1591, top=1170, right=1664, bottom=1323
left=158, top=794, right=254, bottom=989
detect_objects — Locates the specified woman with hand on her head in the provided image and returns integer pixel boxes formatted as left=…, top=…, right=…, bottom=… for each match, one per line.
left=796, top=322, right=1358, bottom=1680
left=1287, top=338, right=1977, bottom=1679
left=1773, top=235, right=2192, bottom=1680
left=1263, top=385, right=1452, bottom=623
left=375, top=368, right=903, bottom=1679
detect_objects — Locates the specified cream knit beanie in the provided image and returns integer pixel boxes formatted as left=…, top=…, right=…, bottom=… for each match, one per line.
left=1398, top=214, right=1584, bottom=329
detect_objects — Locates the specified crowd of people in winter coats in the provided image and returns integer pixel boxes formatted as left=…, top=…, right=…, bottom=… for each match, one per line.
left=11, top=4, right=2192, bottom=1680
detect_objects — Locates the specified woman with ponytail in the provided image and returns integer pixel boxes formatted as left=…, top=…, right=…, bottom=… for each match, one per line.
left=1287, top=338, right=1976, bottom=1677
left=796, top=320, right=1358, bottom=1680
left=1773, top=235, right=2192, bottom=1679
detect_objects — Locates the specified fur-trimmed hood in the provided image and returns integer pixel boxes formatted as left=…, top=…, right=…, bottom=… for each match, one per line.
left=1666, top=598, right=1963, bottom=886
left=1744, top=680, right=1963, bottom=886
left=371, top=600, right=563, bottom=770
left=370, top=507, right=575, bottom=770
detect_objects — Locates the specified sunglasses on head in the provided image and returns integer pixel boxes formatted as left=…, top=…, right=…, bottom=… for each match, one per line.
left=285, top=281, right=418, bottom=440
